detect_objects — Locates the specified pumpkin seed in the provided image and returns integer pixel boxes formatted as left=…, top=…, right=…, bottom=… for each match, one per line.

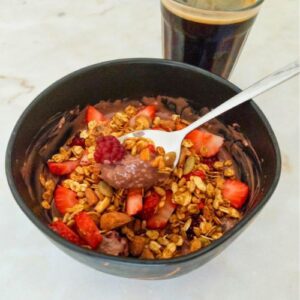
left=183, top=156, right=195, bottom=175
left=98, top=180, right=113, bottom=197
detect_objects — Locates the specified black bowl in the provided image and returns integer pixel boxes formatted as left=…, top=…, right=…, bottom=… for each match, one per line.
left=6, top=58, right=281, bottom=279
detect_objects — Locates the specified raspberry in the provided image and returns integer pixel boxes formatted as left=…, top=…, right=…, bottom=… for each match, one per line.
left=94, top=136, right=125, bottom=164
left=69, top=134, right=85, bottom=147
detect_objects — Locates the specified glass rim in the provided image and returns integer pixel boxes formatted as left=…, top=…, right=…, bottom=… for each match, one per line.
left=170, top=0, right=264, bottom=13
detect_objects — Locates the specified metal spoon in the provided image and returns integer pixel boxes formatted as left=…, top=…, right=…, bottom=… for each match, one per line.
left=120, top=61, right=299, bottom=167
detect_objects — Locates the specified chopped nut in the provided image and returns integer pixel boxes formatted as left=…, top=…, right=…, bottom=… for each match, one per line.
left=129, top=236, right=146, bottom=257
left=85, top=188, right=99, bottom=206
left=140, top=248, right=155, bottom=259
left=100, top=212, right=132, bottom=230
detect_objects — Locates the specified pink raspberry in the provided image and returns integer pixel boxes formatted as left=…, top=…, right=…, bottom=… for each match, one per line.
left=94, top=136, right=125, bottom=164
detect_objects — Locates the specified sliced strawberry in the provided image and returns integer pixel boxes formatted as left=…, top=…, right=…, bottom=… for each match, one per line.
left=75, top=212, right=103, bottom=249
left=140, top=191, right=160, bottom=220
left=184, top=170, right=206, bottom=181
left=126, top=188, right=143, bottom=216
left=147, top=191, right=176, bottom=229
left=48, top=160, right=79, bottom=176
left=49, top=220, right=82, bottom=245
left=185, top=129, right=224, bottom=157
left=147, top=144, right=156, bottom=154
left=137, top=105, right=156, bottom=120
left=85, top=105, right=106, bottom=123
left=222, top=179, right=249, bottom=209
left=54, top=185, right=79, bottom=215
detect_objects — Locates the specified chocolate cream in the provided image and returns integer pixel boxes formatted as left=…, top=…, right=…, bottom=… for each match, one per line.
left=21, top=96, right=262, bottom=223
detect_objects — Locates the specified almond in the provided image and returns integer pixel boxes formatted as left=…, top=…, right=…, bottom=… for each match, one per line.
left=100, top=211, right=132, bottom=231
left=129, top=236, right=145, bottom=257
left=85, top=188, right=98, bottom=205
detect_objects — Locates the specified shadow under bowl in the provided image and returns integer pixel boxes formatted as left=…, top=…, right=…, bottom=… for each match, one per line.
left=6, top=58, right=281, bottom=279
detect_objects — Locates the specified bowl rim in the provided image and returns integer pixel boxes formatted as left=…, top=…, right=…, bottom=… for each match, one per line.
left=6, top=58, right=281, bottom=266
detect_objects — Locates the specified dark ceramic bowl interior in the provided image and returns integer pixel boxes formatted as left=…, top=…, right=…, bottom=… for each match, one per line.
left=6, top=58, right=281, bottom=279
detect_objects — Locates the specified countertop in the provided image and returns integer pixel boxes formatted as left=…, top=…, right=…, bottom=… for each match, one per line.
left=0, top=0, right=299, bottom=299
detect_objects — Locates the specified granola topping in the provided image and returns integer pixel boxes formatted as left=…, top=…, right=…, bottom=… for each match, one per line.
left=31, top=96, right=262, bottom=260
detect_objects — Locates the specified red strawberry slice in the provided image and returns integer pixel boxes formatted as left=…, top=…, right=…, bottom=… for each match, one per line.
left=184, top=170, right=206, bottom=181
left=137, top=105, right=156, bottom=120
left=140, top=191, right=160, bottom=220
left=54, top=185, right=79, bottom=215
left=85, top=105, right=106, bottom=123
left=75, top=212, right=103, bottom=249
left=147, top=144, right=156, bottom=154
left=49, top=220, right=82, bottom=245
left=147, top=191, right=176, bottom=229
left=185, top=129, right=224, bottom=157
left=222, top=179, right=249, bottom=209
left=126, top=188, right=143, bottom=216
left=48, top=160, right=79, bottom=176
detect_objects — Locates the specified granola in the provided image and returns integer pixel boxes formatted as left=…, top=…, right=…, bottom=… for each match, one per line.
left=43, top=100, right=250, bottom=259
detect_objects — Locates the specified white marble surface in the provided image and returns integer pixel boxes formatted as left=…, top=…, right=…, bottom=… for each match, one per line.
left=0, top=0, right=299, bottom=299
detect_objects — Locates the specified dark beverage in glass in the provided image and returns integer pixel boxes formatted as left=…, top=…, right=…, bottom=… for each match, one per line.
left=161, top=0, right=263, bottom=78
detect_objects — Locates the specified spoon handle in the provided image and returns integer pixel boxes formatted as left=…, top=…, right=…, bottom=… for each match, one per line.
left=179, top=61, right=300, bottom=135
